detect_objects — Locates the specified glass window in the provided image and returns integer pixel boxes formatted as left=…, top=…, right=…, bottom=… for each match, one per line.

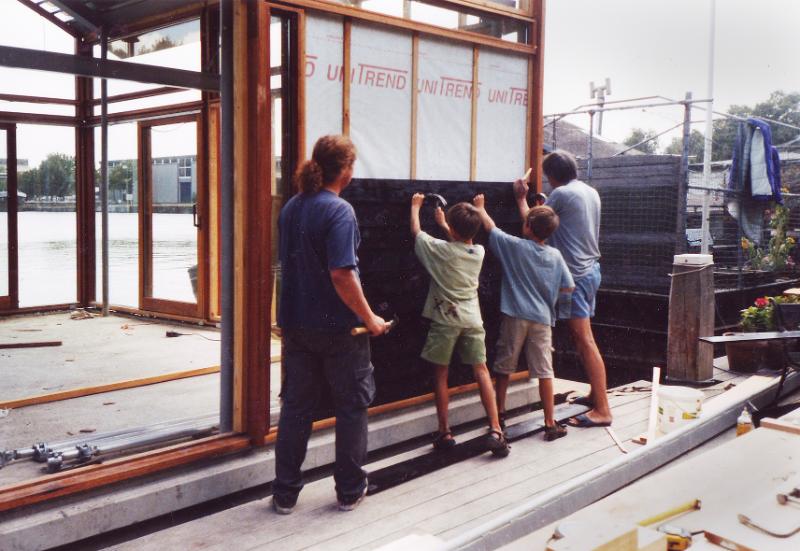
left=325, top=1, right=530, bottom=44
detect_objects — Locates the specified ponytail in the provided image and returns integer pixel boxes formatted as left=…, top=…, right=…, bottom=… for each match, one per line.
left=294, top=135, right=356, bottom=194
left=295, top=159, right=324, bottom=194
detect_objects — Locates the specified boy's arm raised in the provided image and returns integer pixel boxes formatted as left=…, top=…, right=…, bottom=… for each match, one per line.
left=434, top=207, right=453, bottom=241
left=410, top=192, right=424, bottom=236
left=514, top=178, right=531, bottom=222
left=472, top=194, right=496, bottom=231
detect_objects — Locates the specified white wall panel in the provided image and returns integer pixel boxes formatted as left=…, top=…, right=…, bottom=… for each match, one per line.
left=349, top=24, right=412, bottom=179
left=476, top=50, right=528, bottom=181
left=304, top=15, right=343, bottom=157
left=416, top=38, right=473, bottom=181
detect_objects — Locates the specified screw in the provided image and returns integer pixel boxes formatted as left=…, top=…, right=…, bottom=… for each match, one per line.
left=776, top=492, right=800, bottom=506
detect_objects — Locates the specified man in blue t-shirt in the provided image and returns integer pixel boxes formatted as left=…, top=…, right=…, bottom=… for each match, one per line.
left=272, top=136, right=386, bottom=515
left=515, top=150, right=612, bottom=427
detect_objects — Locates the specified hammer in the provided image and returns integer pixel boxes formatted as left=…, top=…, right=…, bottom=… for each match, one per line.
left=425, top=193, right=447, bottom=209
left=351, top=315, right=399, bottom=337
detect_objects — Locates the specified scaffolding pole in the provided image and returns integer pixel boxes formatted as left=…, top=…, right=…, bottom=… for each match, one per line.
left=100, top=28, right=109, bottom=317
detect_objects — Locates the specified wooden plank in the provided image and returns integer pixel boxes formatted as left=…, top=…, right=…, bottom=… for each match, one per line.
left=0, top=367, right=221, bottom=410
left=410, top=32, right=419, bottom=179
left=469, top=46, right=479, bottom=181
left=278, top=0, right=537, bottom=55
left=0, top=435, right=250, bottom=513
left=342, top=18, right=352, bottom=136
left=760, top=417, right=800, bottom=436
left=0, top=340, right=61, bottom=350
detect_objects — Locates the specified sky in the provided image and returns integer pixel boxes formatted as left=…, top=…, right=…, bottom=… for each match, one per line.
left=1, top=0, right=799, bottom=164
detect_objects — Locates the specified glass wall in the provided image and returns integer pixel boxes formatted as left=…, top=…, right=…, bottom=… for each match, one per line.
left=16, top=125, right=77, bottom=307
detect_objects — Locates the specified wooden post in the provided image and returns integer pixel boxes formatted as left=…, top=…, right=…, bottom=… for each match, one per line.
left=528, top=1, right=545, bottom=193
left=667, top=255, right=715, bottom=381
left=75, top=40, right=96, bottom=307
left=232, top=0, right=271, bottom=444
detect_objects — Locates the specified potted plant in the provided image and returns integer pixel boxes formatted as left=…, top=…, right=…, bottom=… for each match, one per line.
left=727, top=295, right=794, bottom=372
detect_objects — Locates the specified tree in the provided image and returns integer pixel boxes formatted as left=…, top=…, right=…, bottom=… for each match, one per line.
left=17, top=154, right=75, bottom=198
left=623, top=128, right=659, bottom=154
left=109, top=164, right=132, bottom=195
left=665, top=129, right=706, bottom=162
left=712, top=90, right=800, bottom=161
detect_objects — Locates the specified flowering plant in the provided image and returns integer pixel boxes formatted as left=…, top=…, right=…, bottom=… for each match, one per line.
left=739, top=294, right=800, bottom=331
left=741, top=204, right=797, bottom=271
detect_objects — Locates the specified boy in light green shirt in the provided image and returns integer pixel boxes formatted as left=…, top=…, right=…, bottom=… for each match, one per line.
left=410, top=193, right=509, bottom=457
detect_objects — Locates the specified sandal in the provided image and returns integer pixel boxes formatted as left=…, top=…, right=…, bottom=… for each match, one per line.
left=433, top=431, right=456, bottom=451
left=543, top=422, right=568, bottom=442
left=498, top=412, right=507, bottom=430
left=486, top=429, right=510, bottom=458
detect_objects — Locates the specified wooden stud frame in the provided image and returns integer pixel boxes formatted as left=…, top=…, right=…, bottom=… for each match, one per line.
left=470, top=46, right=479, bottom=181
left=275, top=0, right=536, bottom=54
left=0, top=0, right=545, bottom=512
left=410, top=32, right=419, bottom=179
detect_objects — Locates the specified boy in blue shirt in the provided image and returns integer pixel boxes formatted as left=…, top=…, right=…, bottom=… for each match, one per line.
left=473, top=194, right=574, bottom=441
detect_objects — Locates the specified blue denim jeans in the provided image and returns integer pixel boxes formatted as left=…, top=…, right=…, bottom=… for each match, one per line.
left=272, top=330, right=375, bottom=502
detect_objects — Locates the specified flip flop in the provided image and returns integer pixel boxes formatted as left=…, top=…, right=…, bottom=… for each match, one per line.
left=567, top=413, right=611, bottom=428
left=570, top=395, right=593, bottom=407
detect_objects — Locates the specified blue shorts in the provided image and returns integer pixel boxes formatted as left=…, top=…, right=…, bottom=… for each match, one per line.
left=562, top=262, right=601, bottom=320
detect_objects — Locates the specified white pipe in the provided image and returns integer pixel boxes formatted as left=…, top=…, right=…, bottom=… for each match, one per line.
left=646, top=366, right=661, bottom=445
left=700, top=0, right=716, bottom=254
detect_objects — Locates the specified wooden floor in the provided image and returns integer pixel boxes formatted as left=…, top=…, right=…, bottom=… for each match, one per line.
left=106, top=365, right=755, bottom=551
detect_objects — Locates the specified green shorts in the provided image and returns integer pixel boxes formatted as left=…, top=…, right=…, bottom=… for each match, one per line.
left=421, top=322, right=487, bottom=366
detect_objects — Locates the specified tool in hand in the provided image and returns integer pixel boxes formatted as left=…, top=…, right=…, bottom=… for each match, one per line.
left=522, top=167, right=532, bottom=182
left=425, top=193, right=447, bottom=209
left=351, top=315, right=399, bottom=337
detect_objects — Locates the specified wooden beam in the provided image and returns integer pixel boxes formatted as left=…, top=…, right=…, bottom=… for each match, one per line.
left=4, top=123, right=19, bottom=310
left=410, top=32, right=419, bottom=179
left=470, top=45, right=479, bottom=181
left=0, top=45, right=220, bottom=91
left=0, top=111, right=76, bottom=126
left=0, top=341, right=61, bottom=350
left=90, top=86, right=188, bottom=106
left=0, top=434, right=250, bottom=513
left=87, top=101, right=203, bottom=126
left=76, top=42, right=96, bottom=307
left=342, top=18, right=352, bottom=136
left=244, top=0, right=272, bottom=444
left=528, top=3, right=544, bottom=193
left=419, top=0, right=534, bottom=20
left=0, top=93, right=76, bottom=106
left=273, top=0, right=537, bottom=55
left=14, top=0, right=80, bottom=38
left=296, top=9, right=307, bottom=163
left=0, top=367, right=221, bottom=410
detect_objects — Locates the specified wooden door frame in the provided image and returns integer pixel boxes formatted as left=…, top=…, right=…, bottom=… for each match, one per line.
left=0, top=123, right=19, bottom=311
left=137, top=113, right=206, bottom=319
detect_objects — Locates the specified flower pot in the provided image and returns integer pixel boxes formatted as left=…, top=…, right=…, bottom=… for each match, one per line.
left=724, top=336, right=769, bottom=373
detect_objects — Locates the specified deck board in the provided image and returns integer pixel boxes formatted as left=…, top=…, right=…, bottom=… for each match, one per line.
left=107, top=370, right=755, bottom=551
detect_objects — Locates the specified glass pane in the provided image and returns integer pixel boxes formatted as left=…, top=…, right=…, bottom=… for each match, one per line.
left=96, top=122, right=140, bottom=308
left=326, top=1, right=530, bottom=43
left=0, top=128, right=7, bottom=297
left=17, top=125, right=77, bottom=307
left=150, top=122, right=198, bottom=304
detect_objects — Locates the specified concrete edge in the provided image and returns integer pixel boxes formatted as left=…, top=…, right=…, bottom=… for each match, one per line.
left=0, top=382, right=539, bottom=551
